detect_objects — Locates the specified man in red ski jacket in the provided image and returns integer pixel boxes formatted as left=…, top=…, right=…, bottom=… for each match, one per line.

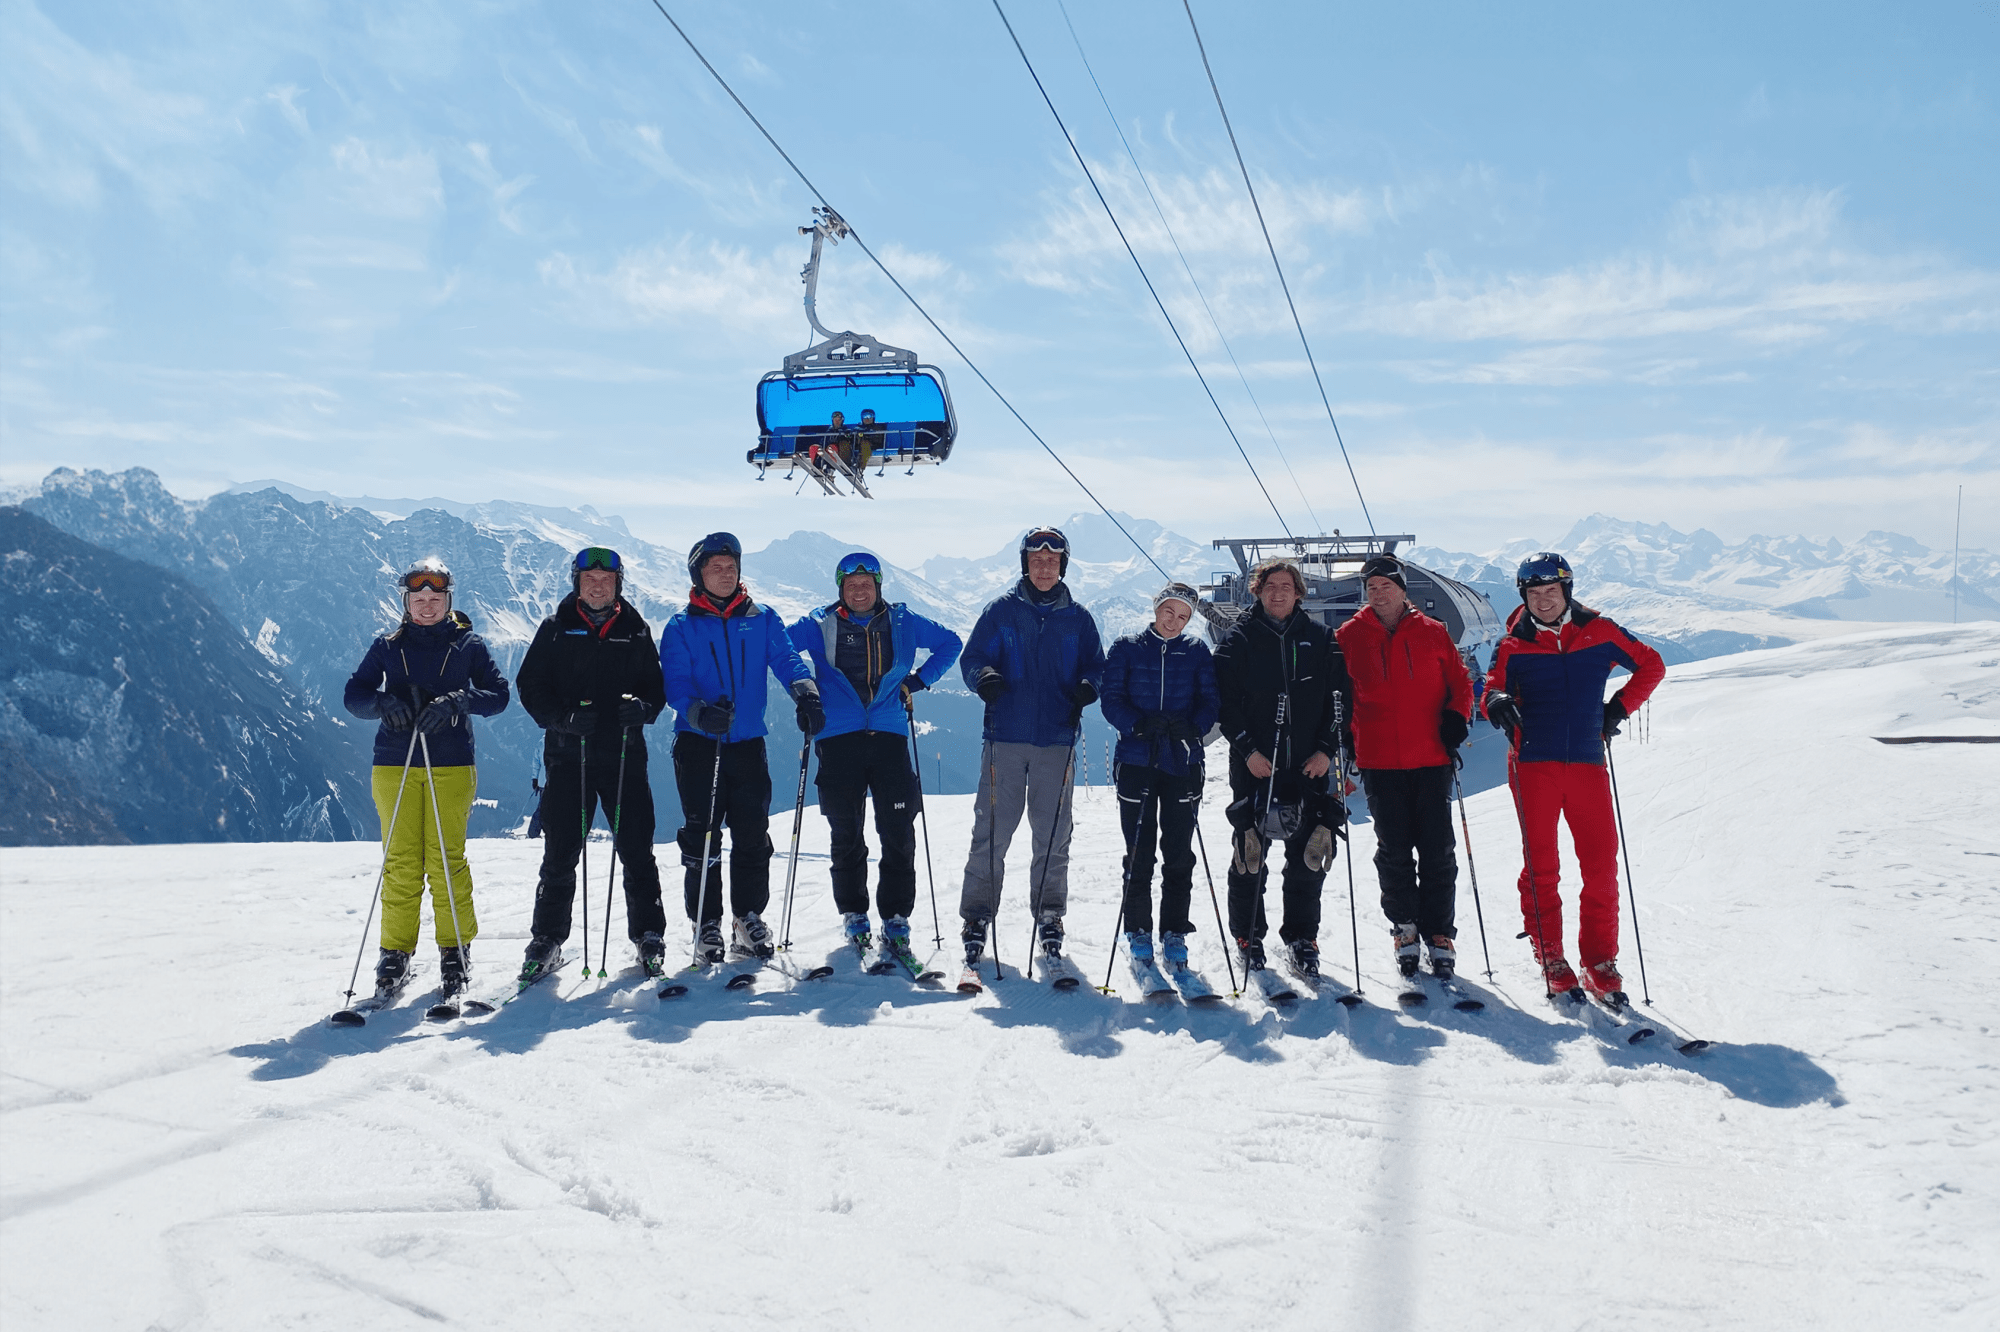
left=1335, top=555, right=1476, bottom=982
left=1482, top=552, right=1665, bottom=1001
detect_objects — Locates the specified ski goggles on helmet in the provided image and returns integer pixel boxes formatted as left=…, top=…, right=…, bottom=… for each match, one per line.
left=1020, top=528, right=1069, bottom=555
left=574, top=547, right=623, bottom=573
left=835, top=551, right=882, bottom=580
left=691, top=532, right=742, bottom=563
left=403, top=568, right=451, bottom=593
left=1516, top=553, right=1573, bottom=588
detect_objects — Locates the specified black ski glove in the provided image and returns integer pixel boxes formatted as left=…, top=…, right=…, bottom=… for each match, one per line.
left=1485, top=693, right=1521, bottom=739
left=547, top=708, right=594, bottom=737
left=1066, top=680, right=1098, bottom=727
left=1602, top=698, right=1627, bottom=738
left=975, top=667, right=1007, bottom=704
left=1166, top=714, right=1200, bottom=743
left=1131, top=712, right=1162, bottom=739
left=792, top=680, right=825, bottom=737
left=1439, top=710, right=1469, bottom=755
left=617, top=696, right=650, bottom=728
left=693, top=700, right=734, bottom=737
left=376, top=692, right=415, bottom=731
left=417, top=693, right=463, bottom=735
left=898, top=673, right=928, bottom=702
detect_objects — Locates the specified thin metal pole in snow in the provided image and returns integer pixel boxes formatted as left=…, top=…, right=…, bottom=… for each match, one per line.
left=1953, top=484, right=1962, bottom=625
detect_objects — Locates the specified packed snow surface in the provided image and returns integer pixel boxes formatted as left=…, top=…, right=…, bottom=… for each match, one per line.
left=3, top=625, right=1996, bottom=1329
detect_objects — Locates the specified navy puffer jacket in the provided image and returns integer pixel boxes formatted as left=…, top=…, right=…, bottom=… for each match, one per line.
left=343, top=612, right=511, bottom=767
left=1099, top=628, right=1219, bottom=777
left=958, top=580, right=1105, bottom=747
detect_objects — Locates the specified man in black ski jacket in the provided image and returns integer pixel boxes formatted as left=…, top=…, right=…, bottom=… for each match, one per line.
left=1212, top=556, right=1351, bottom=982
left=515, top=547, right=669, bottom=982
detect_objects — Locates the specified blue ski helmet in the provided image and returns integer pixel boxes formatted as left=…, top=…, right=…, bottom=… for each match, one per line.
left=688, top=532, right=743, bottom=585
left=834, top=550, right=882, bottom=594
left=1515, top=552, right=1574, bottom=604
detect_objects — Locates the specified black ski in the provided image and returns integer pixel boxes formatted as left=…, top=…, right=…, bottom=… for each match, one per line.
left=329, top=965, right=421, bottom=1027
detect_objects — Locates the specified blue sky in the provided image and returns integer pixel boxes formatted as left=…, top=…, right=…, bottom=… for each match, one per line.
left=4, top=0, right=1995, bottom=563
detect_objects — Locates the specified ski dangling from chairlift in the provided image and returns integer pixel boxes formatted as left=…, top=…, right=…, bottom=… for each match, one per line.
left=748, top=206, right=958, bottom=498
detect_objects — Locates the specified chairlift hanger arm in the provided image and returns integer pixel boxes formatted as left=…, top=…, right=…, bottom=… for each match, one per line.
left=798, top=205, right=851, bottom=342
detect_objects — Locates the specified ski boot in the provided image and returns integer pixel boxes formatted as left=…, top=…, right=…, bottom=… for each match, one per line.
left=882, top=915, right=918, bottom=972
left=1539, top=954, right=1580, bottom=998
left=1427, top=934, right=1457, bottom=980
left=733, top=912, right=775, bottom=960
left=1391, top=922, right=1422, bottom=978
left=961, top=918, right=989, bottom=970
left=842, top=911, right=873, bottom=955
left=1581, top=959, right=1627, bottom=1007
left=1237, top=935, right=1268, bottom=972
left=437, top=944, right=471, bottom=1001
left=1287, top=938, right=1321, bottom=982
left=696, top=920, right=727, bottom=966
left=1160, top=931, right=1190, bottom=966
left=373, top=948, right=412, bottom=1001
left=1124, top=931, right=1155, bottom=964
left=636, top=931, right=667, bottom=979
left=1037, top=911, right=1065, bottom=960
left=518, top=935, right=561, bottom=985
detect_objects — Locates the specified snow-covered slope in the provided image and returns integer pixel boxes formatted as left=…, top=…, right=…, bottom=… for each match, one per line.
left=3, top=624, right=1994, bottom=1328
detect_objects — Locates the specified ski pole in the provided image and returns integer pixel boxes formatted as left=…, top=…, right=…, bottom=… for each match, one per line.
left=689, top=732, right=726, bottom=968
left=1605, top=740, right=1651, bottom=1003
left=578, top=732, right=590, bottom=978
left=598, top=721, right=631, bottom=978
left=1332, top=695, right=1363, bottom=1004
left=1024, top=736, right=1080, bottom=969
left=1098, top=770, right=1156, bottom=994
left=777, top=731, right=811, bottom=950
left=419, top=732, right=473, bottom=988
left=1190, top=803, right=1240, bottom=997
left=906, top=696, right=943, bottom=949
left=335, top=725, right=422, bottom=1013
left=984, top=739, right=1003, bottom=983
left=1506, top=746, right=1558, bottom=999
left=1452, top=767, right=1495, bottom=979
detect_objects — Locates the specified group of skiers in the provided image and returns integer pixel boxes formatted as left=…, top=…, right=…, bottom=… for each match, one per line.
left=342, top=526, right=1664, bottom=1012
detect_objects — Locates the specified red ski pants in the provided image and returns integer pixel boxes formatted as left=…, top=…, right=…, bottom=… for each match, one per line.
left=1508, top=758, right=1620, bottom=968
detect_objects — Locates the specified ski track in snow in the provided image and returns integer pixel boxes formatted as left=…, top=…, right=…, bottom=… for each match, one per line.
left=2, top=624, right=1995, bottom=1330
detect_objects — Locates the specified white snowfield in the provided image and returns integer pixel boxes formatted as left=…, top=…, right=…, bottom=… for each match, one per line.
left=3, top=625, right=1995, bottom=1330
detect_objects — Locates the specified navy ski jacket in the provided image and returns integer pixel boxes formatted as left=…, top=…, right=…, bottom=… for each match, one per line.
left=1100, top=628, right=1219, bottom=777
left=343, top=612, right=510, bottom=767
left=1484, top=603, right=1665, bottom=765
left=958, top=580, right=1106, bottom=748
left=788, top=602, right=963, bottom=740
left=662, top=591, right=812, bottom=744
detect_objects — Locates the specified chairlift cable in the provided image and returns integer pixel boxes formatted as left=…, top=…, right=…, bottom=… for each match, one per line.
left=1056, top=0, right=1326, bottom=536
left=645, top=0, right=1170, bottom=582
left=1181, top=0, right=1378, bottom=535
left=991, top=0, right=1296, bottom=540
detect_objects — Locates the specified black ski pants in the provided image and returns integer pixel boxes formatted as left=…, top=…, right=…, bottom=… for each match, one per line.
left=1360, top=765, right=1459, bottom=940
left=1115, top=762, right=1200, bottom=935
left=817, top=729, right=921, bottom=921
left=531, top=731, right=665, bottom=942
left=1224, top=757, right=1330, bottom=945
left=673, top=733, right=773, bottom=924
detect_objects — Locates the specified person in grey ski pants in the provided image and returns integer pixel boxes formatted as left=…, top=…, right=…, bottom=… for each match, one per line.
left=960, top=739, right=1078, bottom=927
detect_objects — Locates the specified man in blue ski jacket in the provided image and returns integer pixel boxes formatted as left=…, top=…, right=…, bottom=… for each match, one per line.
left=788, top=551, right=962, bottom=969
left=956, top=526, right=1105, bottom=978
left=660, top=533, right=820, bottom=964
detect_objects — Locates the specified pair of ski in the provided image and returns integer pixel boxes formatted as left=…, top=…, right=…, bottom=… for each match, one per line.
left=660, top=947, right=765, bottom=999
left=1115, top=955, right=1224, bottom=1005
left=1241, top=955, right=1370, bottom=1009
left=954, top=952, right=1084, bottom=994
left=329, top=961, right=529, bottom=1027
left=1550, top=986, right=1712, bottom=1055
left=1395, top=967, right=1487, bottom=1012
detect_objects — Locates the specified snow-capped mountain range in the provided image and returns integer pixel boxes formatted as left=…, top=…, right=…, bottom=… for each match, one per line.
left=5, top=466, right=1991, bottom=845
